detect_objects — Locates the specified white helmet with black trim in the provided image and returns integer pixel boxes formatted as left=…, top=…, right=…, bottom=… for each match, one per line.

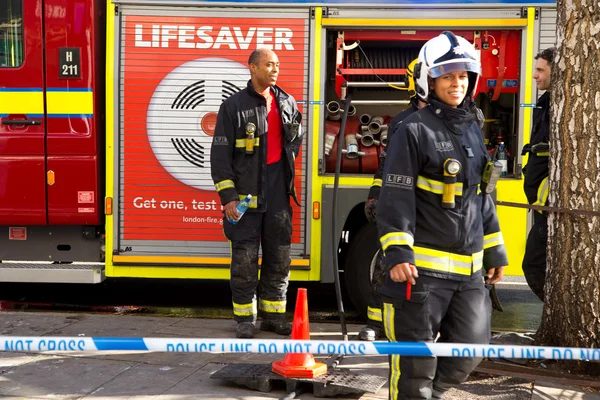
left=414, top=31, right=481, bottom=103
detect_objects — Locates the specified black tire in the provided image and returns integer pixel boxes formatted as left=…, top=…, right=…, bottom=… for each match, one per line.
left=344, top=223, right=381, bottom=318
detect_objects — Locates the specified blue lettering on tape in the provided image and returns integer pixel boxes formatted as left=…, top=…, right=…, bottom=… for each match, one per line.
left=38, top=339, right=86, bottom=351
left=4, top=339, right=34, bottom=351
left=487, top=79, right=497, bottom=88
left=258, top=343, right=279, bottom=353
left=166, top=342, right=217, bottom=352
left=315, top=342, right=367, bottom=355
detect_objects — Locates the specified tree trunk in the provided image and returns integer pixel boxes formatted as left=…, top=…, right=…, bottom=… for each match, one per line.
left=539, top=0, right=600, bottom=375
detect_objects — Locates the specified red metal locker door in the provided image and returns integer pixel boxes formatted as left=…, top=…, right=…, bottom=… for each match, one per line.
left=0, top=0, right=47, bottom=225
left=44, top=0, right=102, bottom=225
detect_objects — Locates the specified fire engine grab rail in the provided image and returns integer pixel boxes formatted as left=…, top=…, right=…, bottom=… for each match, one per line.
left=1, top=337, right=599, bottom=361
left=495, top=200, right=600, bottom=217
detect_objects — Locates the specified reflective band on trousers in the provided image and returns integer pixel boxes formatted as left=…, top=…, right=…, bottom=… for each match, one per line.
left=233, top=301, right=257, bottom=317
left=380, top=232, right=414, bottom=253
left=533, top=177, right=549, bottom=214
left=417, top=176, right=463, bottom=196
left=414, top=247, right=483, bottom=275
left=215, top=179, right=235, bottom=192
left=483, top=232, right=504, bottom=250
left=367, top=306, right=382, bottom=322
left=383, top=303, right=400, bottom=400
left=372, top=178, right=382, bottom=188
left=259, top=299, right=286, bottom=314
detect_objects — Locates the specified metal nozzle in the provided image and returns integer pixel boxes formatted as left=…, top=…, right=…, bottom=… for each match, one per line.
left=380, top=126, right=389, bottom=147
left=368, top=116, right=385, bottom=135
left=347, top=105, right=357, bottom=117
left=344, top=134, right=359, bottom=159
left=326, top=101, right=341, bottom=121
left=359, top=114, right=371, bottom=125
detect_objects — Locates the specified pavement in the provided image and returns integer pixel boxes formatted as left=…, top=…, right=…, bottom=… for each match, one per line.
left=1, top=310, right=599, bottom=399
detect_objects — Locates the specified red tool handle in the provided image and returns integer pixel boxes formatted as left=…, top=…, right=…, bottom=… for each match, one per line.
left=406, top=282, right=412, bottom=301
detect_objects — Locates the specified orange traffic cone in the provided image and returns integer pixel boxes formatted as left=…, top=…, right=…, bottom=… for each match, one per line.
left=272, top=288, right=327, bottom=378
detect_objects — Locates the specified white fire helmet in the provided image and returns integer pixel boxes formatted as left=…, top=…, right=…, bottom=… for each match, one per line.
left=414, top=31, right=481, bottom=103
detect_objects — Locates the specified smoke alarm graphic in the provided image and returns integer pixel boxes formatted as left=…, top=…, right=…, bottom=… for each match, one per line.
left=147, top=57, right=250, bottom=191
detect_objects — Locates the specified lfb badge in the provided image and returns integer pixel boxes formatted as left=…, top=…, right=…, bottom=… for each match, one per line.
left=146, top=57, right=249, bottom=191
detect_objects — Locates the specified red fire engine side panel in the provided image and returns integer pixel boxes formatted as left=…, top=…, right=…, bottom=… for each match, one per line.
left=0, top=0, right=47, bottom=225
left=120, top=15, right=307, bottom=243
left=44, top=0, right=104, bottom=225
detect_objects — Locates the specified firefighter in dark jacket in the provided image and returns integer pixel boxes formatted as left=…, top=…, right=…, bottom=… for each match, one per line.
left=210, top=48, right=303, bottom=339
left=376, top=32, right=508, bottom=400
left=521, top=47, right=555, bottom=302
left=360, top=58, right=426, bottom=341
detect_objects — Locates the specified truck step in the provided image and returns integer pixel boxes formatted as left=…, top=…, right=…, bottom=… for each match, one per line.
left=0, top=262, right=105, bottom=284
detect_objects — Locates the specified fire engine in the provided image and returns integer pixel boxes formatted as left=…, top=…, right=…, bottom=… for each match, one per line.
left=0, top=0, right=556, bottom=313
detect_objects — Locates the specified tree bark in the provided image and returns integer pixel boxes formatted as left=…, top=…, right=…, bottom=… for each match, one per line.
left=539, top=0, right=600, bottom=375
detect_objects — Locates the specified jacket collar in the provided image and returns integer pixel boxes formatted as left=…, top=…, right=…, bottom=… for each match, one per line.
left=246, top=80, right=289, bottom=101
left=537, top=91, right=550, bottom=108
left=428, top=96, right=476, bottom=135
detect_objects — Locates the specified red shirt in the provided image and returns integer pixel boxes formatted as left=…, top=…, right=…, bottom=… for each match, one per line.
left=263, top=89, right=283, bottom=164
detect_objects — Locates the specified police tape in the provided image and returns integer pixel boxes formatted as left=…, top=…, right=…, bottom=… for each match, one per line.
left=1, top=337, right=599, bottom=361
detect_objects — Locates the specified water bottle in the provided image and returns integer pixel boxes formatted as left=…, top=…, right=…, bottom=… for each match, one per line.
left=229, top=194, right=252, bottom=225
left=498, top=142, right=508, bottom=177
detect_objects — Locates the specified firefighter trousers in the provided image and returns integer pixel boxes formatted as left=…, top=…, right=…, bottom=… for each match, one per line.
left=223, top=159, right=292, bottom=324
left=522, top=212, right=547, bottom=302
left=366, top=249, right=386, bottom=329
left=382, top=275, right=491, bottom=400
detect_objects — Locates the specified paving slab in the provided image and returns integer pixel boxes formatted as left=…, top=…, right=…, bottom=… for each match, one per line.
left=532, top=381, right=600, bottom=400
left=0, top=355, right=132, bottom=399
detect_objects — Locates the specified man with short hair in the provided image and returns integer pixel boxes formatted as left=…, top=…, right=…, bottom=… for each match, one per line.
left=211, top=48, right=303, bottom=338
left=521, top=47, right=555, bottom=302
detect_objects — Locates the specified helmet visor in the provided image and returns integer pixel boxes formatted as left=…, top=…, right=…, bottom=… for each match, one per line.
left=429, top=61, right=481, bottom=78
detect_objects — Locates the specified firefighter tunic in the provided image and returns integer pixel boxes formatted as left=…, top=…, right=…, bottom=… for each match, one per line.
left=521, top=91, right=550, bottom=301
left=376, top=97, right=508, bottom=400
left=210, top=81, right=303, bottom=323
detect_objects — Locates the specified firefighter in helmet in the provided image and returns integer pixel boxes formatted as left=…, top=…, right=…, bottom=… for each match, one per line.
left=376, top=32, right=508, bottom=399
left=360, top=58, right=426, bottom=341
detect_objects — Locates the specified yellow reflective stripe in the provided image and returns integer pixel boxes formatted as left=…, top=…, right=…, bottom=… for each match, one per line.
left=367, top=306, right=382, bottom=322
left=414, top=247, right=483, bottom=275
left=215, top=179, right=235, bottom=192
left=383, top=302, right=400, bottom=400
left=239, top=194, right=258, bottom=209
left=0, top=89, right=44, bottom=114
left=483, top=232, right=504, bottom=250
left=235, top=138, right=260, bottom=148
left=416, top=176, right=463, bottom=196
left=537, top=152, right=549, bottom=157
left=46, top=89, right=94, bottom=116
left=380, top=232, right=414, bottom=252
left=233, top=301, right=256, bottom=317
left=372, top=178, right=382, bottom=188
left=390, top=354, right=401, bottom=400
left=533, top=177, right=549, bottom=213
left=260, top=299, right=286, bottom=313
left=383, top=302, right=396, bottom=341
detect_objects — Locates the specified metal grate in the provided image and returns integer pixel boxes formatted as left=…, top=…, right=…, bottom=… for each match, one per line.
left=211, top=362, right=387, bottom=397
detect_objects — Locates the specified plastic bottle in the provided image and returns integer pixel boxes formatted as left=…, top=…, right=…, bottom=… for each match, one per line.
left=229, top=194, right=252, bottom=225
left=498, top=142, right=508, bottom=177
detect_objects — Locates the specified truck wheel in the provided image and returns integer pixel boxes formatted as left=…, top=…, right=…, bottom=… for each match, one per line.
left=344, top=223, right=381, bottom=318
